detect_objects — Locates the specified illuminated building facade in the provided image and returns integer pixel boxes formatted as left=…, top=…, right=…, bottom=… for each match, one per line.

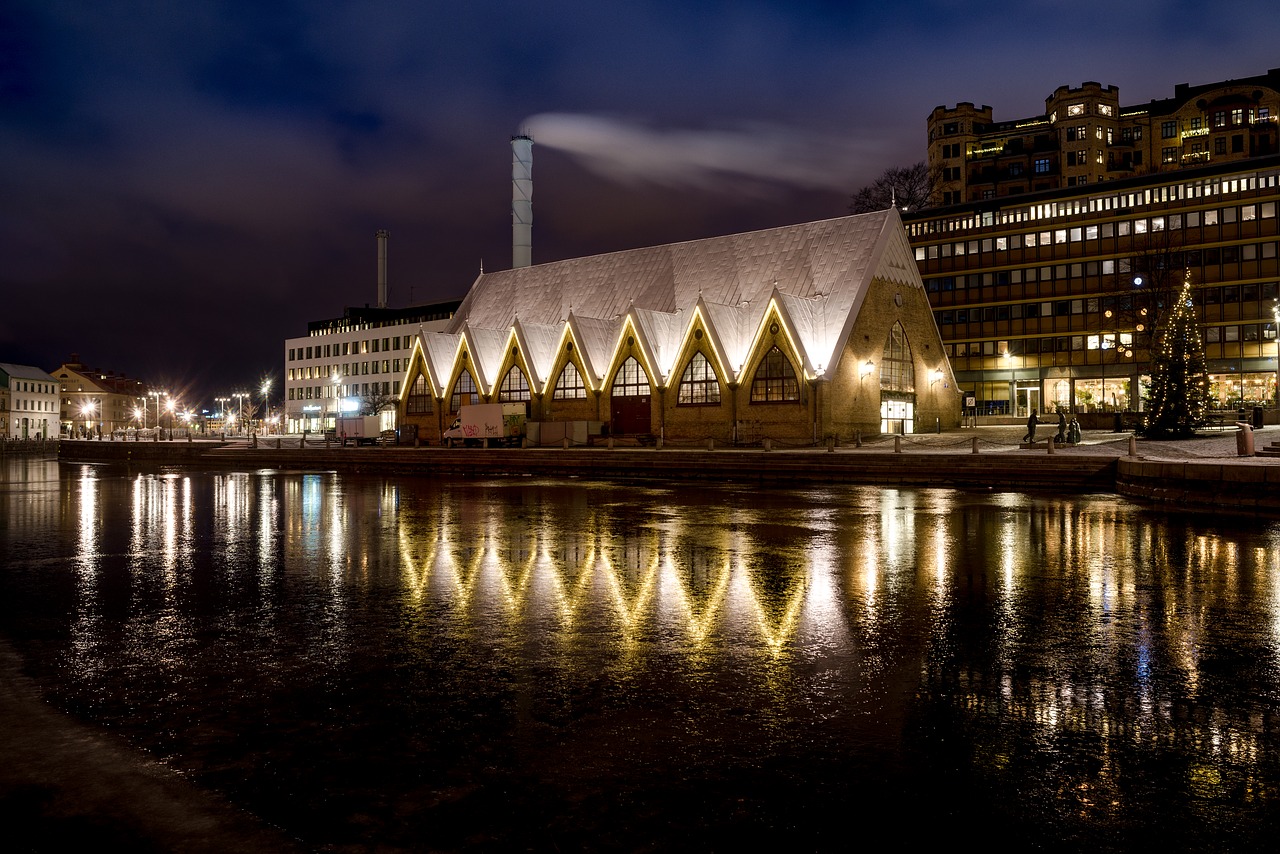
left=50, top=357, right=147, bottom=436
left=929, top=68, right=1280, bottom=206
left=284, top=301, right=460, bottom=434
left=905, top=154, right=1280, bottom=417
left=398, top=208, right=960, bottom=444
left=0, top=362, right=59, bottom=439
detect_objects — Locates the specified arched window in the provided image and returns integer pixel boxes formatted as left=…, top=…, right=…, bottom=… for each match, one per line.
left=880, top=323, right=915, bottom=434
left=498, top=365, right=530, bottom=402
left=450, top=370, right=479, bottom=412
left=554, top=362, right=588, bottom=399
left=611, top=357, right=649, bottom=396
left=406, top=375, right=433, bottom=414
left=750, top=346, right=799, bottom=402
left=879, top=323, right=915, bottom=392
left=677, top=352, right=721, bottom=405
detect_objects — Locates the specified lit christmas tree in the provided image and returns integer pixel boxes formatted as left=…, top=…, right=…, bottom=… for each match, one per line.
left=1140, top=270, right=1208, bottom=438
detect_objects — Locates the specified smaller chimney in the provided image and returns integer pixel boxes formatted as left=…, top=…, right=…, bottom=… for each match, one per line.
left=376, top=229, right=389, bottom=308
left=512, top=135, right=533, bottom=268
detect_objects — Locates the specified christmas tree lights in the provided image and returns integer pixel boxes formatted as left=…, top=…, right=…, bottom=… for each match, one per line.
left=1140, top=269, right=1208, bottom=438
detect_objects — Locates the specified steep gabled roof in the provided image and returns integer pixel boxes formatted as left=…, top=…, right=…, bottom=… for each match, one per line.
left=445, top=209, right=901, bottom=380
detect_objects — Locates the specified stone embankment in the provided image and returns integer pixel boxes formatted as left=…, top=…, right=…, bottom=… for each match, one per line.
left=56, top=426, right=1280, bottom=515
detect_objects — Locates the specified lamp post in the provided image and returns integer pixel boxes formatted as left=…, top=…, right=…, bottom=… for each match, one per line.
left=147, top=390, right=165, bottom=434
left=261, top=380, right=272, bottom=435
left=331, top=374, right=342, bottom=432
left=214, top=397, right=229, bottom=433
left=1003, top=349, right=1014, bottom=416
left=232, top=392, right=248, bottom=435
left=1273, top=301, right=1279, bottom=408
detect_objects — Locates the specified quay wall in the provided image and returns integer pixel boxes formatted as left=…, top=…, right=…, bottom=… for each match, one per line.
left=56, top=440, right=1280, bottom=514
left=1115, top=457, right=1280, bottom=515
left=60, top=440, right=1116, bottom=491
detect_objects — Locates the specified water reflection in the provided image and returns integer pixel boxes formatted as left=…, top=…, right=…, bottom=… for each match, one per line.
left=2, top=463, right=1279, bottom=847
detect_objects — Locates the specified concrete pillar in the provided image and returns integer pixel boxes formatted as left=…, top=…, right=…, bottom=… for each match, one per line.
left=763, top=437, right=772, bottom=452
left=972, top=437, right=979, bottom=454
left=1128, top=436, right=1137, bottom=457
left=1047, top=437, right=1054, bottom=454
left=707, top=438, right=715, bottom=451
left=894, top=435, right=902, bottom=453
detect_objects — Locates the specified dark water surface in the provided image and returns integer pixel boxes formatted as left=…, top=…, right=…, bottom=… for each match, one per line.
left=3, top=457, right=1280, bottom=851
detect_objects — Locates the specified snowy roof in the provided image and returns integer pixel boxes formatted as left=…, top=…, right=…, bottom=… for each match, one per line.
left=433, top=208, right=919, bottom=387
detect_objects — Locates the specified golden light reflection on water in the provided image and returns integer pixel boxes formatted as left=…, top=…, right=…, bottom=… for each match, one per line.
left=44, top=468, right=1280, bottom=815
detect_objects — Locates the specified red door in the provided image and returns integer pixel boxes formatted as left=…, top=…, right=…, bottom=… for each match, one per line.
left=611, top=395, right=650, bottom=435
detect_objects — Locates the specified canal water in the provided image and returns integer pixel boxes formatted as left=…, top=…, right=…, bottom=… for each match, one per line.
left=2, top=457, right=1279, bottom=850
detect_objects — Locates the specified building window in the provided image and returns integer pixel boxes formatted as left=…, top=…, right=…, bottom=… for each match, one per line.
left=497, top=365, right=530, bottom=402
left=1067, top=103, right=1084, bottom=117
left=1161, top=120, right=1177, bottom=139
left=1162, top=147, right=1178, bottom=164
left=750, top=347, right=799, bottom=403
left=553, top=362, right=588, bottom=399
left=879, top=323, right=915, bottom=393
left=406, top=375, right=432, bottom=415
left=676, top=353, right=721, bottom=405
left=1213, top=110, right=1227, bottom=128
left=449, top=370, right=479, bottom=412
left=612, top=357, right=650, bottom=397
left=1034, top=158, right=1050, bottom=174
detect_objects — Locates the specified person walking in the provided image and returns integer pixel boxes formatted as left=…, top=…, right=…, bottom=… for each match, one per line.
left=1023, top=409, right=1039, bottom=444
left=1056, top=409, right=1068, bottom=444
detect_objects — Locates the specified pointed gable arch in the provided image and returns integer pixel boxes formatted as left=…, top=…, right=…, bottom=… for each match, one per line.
left=880, top=321, right=915, bottom=393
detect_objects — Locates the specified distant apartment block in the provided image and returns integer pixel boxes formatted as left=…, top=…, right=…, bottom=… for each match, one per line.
left=1, top=362, right=60, bottom=439
left=929, top=68, right=1280, bottom=205
left=284, top=301, right=460, bottom=434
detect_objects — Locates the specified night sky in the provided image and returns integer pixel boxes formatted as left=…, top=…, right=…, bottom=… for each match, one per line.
left=2, top=1, right=1276, bottom=403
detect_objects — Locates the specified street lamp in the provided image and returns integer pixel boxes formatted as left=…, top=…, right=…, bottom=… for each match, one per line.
left=1273, top=300, right=1279, bottom=408
left=214, top=396, right=230, bottom=433
left=332, top=373, right=342, bottom=431
left=80, top=400, right=96, bottom=438
left=147, top=390, right=166, bottom=434
left=261, top=380, right=272, bottom=434
left=232, top=392, right=248, bottom=435
left=1003, top=349, right=1014, bottom=416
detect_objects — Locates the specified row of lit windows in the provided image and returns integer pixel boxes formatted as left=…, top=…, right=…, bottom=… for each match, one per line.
left=288, top=381, right=400, bottom=401
left=289, top=359, right=403, bottom=382
left=5, top=380, right=54, bottom=394
left=288, top=336, right=410, bottom=362
left=939, top=282, right=1280, bottom=328
left=6, top=398, right=55, bottom=412
left=908, top=169, right=1280, bottom=237
left=947, top=322, right=1277, bottom=359
left=929, top=246, right=1279, bottom=305
left=917, top=202, right=1278, bottom=261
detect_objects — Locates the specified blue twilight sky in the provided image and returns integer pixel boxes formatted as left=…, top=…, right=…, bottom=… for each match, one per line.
left=1, top=0, right=1277, bottom=400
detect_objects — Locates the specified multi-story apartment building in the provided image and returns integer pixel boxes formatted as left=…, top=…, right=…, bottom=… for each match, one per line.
left=905, top=153, right=1280, bottom=419
left=0, top=363, right=60, bottom=439
left=929, top=68, right=1280, bottom=206
left=51, top=356, right=149, bottom=436
left=284, top=301, right=460, bottom=434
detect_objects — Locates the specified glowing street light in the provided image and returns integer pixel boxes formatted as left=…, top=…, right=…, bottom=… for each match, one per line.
left=232, top=392, right=248, bottom=435
left=1003, top=349, right=1014, bottom=416
left=261, top=379, right=272, bottom=434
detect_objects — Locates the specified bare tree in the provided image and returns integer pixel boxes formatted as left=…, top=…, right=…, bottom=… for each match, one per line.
left=362, top=393, right=398, bottom=417
left=848, top=162, right=941, bottom=214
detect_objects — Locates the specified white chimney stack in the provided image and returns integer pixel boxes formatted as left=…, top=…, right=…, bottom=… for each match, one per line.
left=512, top=134, right=533, bottom=268
left=376, top=229, right=389, bottom=308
